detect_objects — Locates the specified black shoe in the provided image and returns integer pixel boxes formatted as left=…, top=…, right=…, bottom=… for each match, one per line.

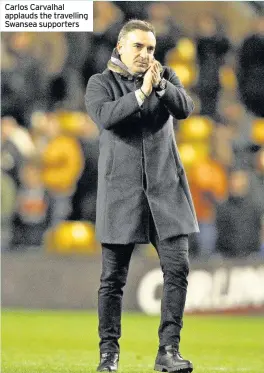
left=154, top=345, right=193, bottom=373
left=96, top=352, right=119, bottom=372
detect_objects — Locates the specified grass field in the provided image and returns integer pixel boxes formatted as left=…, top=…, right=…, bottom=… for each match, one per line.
left=2, top=310, right=264, bottom=373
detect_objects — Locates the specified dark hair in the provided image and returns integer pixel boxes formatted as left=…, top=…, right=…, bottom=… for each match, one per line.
left=117, top=19, right=156, bottom=42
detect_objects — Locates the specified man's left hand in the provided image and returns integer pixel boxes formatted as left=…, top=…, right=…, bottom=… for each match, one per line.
left=151, top=61, right=161, bottom=88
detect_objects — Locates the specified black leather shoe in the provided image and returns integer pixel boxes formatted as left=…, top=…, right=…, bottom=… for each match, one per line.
left=154, top=345, right=193, bottom=373
left=96, top=352, right=119, bottom=372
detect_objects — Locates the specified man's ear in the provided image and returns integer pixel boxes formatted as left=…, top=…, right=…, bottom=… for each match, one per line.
left=117, top=42, right=122, bottom=55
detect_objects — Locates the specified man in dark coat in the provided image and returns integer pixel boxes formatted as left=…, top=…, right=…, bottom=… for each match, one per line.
left=195, top=14, right=230, bottom=119
left=237, top=15, right=264, bottom=117
left=216, top=169, right=262, bottom=257
left=85, top=20, right=198, bottom=373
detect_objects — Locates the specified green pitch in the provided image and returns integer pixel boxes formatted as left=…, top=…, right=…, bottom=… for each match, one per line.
left=2, top=310, right=264, bottom=373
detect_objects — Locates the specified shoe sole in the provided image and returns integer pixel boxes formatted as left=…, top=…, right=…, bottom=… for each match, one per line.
left=154, top=363, right=193, bottom=373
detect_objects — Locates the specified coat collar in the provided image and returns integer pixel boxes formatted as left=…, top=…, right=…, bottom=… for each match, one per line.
left=107, top=48, right=163, bottom=80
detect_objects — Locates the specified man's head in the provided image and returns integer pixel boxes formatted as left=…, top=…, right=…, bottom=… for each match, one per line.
left=229, top=170, right=249, bottom=197
left=1, top=116, right=18, bottom=143
left=116, top=20, right=156, bottom=74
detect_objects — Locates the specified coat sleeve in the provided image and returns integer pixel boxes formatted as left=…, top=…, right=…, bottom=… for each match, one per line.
left=158, top=67, right=195, bottom=119
left=85, top=74, right=141, bottom=130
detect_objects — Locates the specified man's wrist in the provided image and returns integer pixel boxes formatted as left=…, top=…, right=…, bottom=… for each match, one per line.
left=141, top=85, right=151, bottom=97
left=140, top=88, right=148, bottom=99
left=154, top=78, right=167, bottom=92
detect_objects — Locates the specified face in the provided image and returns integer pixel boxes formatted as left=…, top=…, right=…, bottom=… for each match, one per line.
left=229, top=170, right=249, bottom=197
left=198, top=15, right=217, bottom=36
left=20, top=164, right=42, bottom=188
left=1, top=116, right=17, bottom=143
left=45, top=113, right=61, bottom=138
left=117, top=29, right=156, bottom=74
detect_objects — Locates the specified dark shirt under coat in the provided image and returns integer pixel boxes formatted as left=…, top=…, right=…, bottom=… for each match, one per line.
left=85, top=59, right=199, bottom=244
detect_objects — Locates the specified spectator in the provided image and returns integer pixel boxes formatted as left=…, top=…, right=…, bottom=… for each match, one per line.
left=1, top=116, right=36, bottom=186
left=48, top=66, right=85, bottom=111
left=218, top=98, right=256, bottom=169
left=32, top=32, right=68, bottom=78
left=195, top=14, right=231, bottom=118
left=66, top=33, right=93, bottom=89
left=212, top=122, right=234, bottom=169
left=65, top=33, right=92, bottom=72
left=249, top=146, right=264, bottom=214
left=30, top=111, right=51, bottom=151
left=188, top=154, right=228, bottom=256
left=40, top=113, right=84, bottom=224
left=1, top=171, right=17, bottom=250
left=88, top=2, right=125, bottom=74
left=1, top=33, right=45, bottom=126
left=237, top=14, right=264, bottom=117
left=216, top=169, right=262, bottom=257
left=11, top=161, right=51, bottom=249
left=147, top=3, right=181, bottom=64
left=67, top=114, right=98, bottom=223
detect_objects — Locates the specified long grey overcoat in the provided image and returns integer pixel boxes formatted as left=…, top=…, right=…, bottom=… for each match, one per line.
left=85, top=60, right=199, bottom=244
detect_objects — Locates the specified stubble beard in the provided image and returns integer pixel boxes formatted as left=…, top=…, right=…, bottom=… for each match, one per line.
left=133, top=60, right=149, bottom=73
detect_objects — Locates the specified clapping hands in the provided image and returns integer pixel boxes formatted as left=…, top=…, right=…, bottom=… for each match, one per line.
left=141, top=60, right=161, bottom=97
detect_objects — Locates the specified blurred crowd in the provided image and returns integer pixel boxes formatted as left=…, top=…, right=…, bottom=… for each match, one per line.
left=1, top=2, right=264, bottom=258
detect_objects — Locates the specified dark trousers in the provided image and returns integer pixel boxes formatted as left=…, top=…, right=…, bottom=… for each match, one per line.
left=98, top=214, right=189, bottom=353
